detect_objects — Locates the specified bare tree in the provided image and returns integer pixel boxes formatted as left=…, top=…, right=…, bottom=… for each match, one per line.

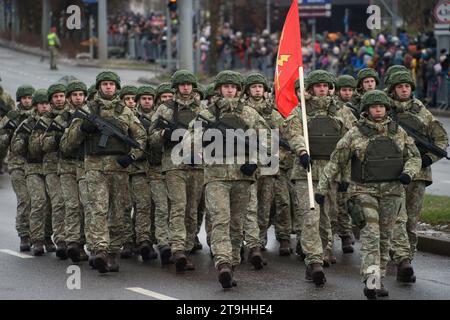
left=208, top=0, right=222, bottom=75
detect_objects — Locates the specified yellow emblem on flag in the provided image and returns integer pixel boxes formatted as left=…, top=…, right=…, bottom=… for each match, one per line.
left=277, top=55, right=291, bottom=67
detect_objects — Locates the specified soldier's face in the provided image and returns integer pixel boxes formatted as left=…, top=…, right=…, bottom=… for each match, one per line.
left=178, top=83, right=193, bottom=95
left=51, top=92, right=66, bottom=108
left=123, top=95, right=136, bottom=109
left=220, top=84, right=238, bottom=98
left=37, top=103, right=51, bottom=115
left=313, top=83, right=329, bottom=97
left=249, top=84, right=265, bottom=98
left=20, top=96, right=33, bottom=108
left=70, top=91, right=85, bottom=107
left=100, top=81, right=117, bottom=97
left=160, top=92, right=174, bottom=103
left=395, top=83, right=412, bottom=100
left=362, top=78, right=376, bottom=91
left=140, top=95, right=154, bottom=112
left=339, top=88, right=354, bottom=101
left=368, top=105, right=386, bottom=122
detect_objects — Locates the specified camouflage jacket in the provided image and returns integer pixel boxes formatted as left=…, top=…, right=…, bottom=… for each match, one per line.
left=290, top=95, right=358, bottom=181
left=61, top=93, right=147, bottom=172
left=41, top=103, right=71, bottom=175
left=316, top=114, right=421, bottom=197
left=140, top=105, right=164, bottom=179
left=246, top=97, right=301, bottom=172
left=0, top=104, right=33, bottom=171
left=149, top=92, right=204, bottom=173
left=195, top=96, right=273, bottom=182
left=0, top=88, right=16, bottom=119
left=11, top=110, right=45, bottom=176
left=390, top=98, right=449, bottom=185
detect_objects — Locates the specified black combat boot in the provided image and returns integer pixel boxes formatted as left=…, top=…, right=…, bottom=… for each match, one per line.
left=185, top=253, right=196, bottom=271
left=56, top=241, right=68, bottom=260
left=248, top=247, right=264, bottom=270
left=67, top=242, right=81, bottom=263
left=79, top=245, right=89, bottom=262
left=107, top=253, right=120, bottom=272
left=159, top=245, right=172, bottom=266
left=397, top=259, right=416, bottom=283
left=240, top=246, right=245, bottom=263
left=341, top=236, right=354, bottom=254
left=20, top=236, right=31, bottom=252
left=191, top=235, right=203, bottom=253
left=376, top=282, right=389, bottom=297
left=279, top=239, right=292, bottom=256
left=218, top=263, right=233, bottom=289
left=363, top=282, right=377, bottom=300
left=44, top=238, right=56, bottom=252
left=33, top=240, right=45, bottom=256
left=88, top=254, right=96, bottom=269
left=120, top=242, right=134, bottom=259
left=94, top=251, right=108, bottom=273
left=305, top=263, right=326, bottom=285
left=139, top=241, right=152, bottom=261
left=172, top=250, right=187, bottom=272
left=296, top=242, right=306, bottom=261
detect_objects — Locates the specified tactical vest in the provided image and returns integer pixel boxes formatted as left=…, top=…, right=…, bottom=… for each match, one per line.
left=351, top=122, right=404, bottom=183
left=26, top=119, right=44, bottom=163
left=308, top=107, right=342, bottom=160
left=84, top=102, right=130, bottom=156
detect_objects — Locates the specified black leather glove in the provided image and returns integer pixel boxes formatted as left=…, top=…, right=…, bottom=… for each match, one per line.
left=421, top=155, right=433, bottom=168
left=338, top=182, right=349, bottom=192
left=299, top=153, right=311, bottom=170
left=117, top=154, right=134, bottom=168
left=162, top=128, right=174, bottom=142
left=314, top=193, right=325, bottom=205
left=54, top=134, right=62, bottom=145
left=399, top=172, right=412, bottom=185
left=80, top=121, right=99, bottom=134
left=240, top=163, right=258, bottom=176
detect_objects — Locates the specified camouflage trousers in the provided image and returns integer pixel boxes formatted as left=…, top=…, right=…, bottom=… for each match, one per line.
left=243, top=182, right=260, bottom=250
left=165, top=169, right=203, bottom=253
left=354, top=193, right=402, bottom=281
left=390, top=203, right=412, bottom=264
left=45, top=173, right=65, bottom=244
left=85, top=170, right=129, bottom=254
left=77, top=168, right=92, bottom=252
left=60, top=173, right=85, bottom=245
left=10, top=169, right=31, bottom=237
left=150, top=177, right=170, bottom=247
left=122, top=204, right=135, bottom=245
left=335, top=191, right=354, bottom=239
left=257, top=171, right=292, bottom=247
left=392, top=181, right=426, bottom=261
left=27, top=174, right=52, bottom=243
left=130, top=173, right=152, bottom=244
left=319, top=182, right=337, bottom=253
left=291, top=180, right=323, bottom=266
left=206, top=180, right=252, bottom=269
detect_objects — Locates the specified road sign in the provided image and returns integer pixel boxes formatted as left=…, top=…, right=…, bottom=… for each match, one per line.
left=434, top=0, right=450, bottom=24
left=298, top=0, right=331, bottom=4
left=298, top=1, right=332, bottom=18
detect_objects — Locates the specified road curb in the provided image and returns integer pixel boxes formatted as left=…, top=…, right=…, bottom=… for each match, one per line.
left=353, top=227, right=450, bottom=257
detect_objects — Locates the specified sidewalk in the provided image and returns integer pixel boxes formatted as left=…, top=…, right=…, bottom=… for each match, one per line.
left=0, top=38, right=164, bottom=73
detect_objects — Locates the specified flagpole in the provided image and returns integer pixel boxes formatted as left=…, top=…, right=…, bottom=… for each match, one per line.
left=298, top=66, right=315, bottom=210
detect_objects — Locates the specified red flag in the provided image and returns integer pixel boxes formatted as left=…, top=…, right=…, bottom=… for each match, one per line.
left=275, top=0, right=303, bottom=117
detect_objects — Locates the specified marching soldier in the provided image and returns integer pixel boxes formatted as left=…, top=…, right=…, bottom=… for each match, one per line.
left=0, top=85, right=34, bottom=251
left=62, top=71, right=146, bottom=273
left=316, top=90, right=421, bottom=299
left=149, top=70, right=204, bottom=272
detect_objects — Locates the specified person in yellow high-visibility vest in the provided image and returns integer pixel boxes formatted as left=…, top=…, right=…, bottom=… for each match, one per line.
left=47, top=27, right=61, bottom=70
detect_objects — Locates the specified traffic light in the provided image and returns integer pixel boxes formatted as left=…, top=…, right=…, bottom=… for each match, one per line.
left=168, top=0, right=177, bottom=12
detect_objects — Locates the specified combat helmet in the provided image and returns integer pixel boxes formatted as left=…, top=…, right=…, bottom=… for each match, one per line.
left=32, top=89, right=49, bottom=106
left=171, top=70, right=198, bottom=89
left=16, top=85, right=35, bottom=102
left=65, top=80, right=87, bottom=98
left=244, top=72, right=270, bottom=93
left=155, top=82, right=173, bottom=102
left=357, top=68, right=380, bottom=88
left=384, top=65, right=408, bottom=85
left=361, top=90, right=391, bottom=112
left=95, top=70, right=121, bottom=90
left=214, top=70, right=243, bottom=91
left=135, top=86, right=156, bottom=101
left=336, top=75, right=357, bottom=89
left=306, top=70, right=335, bottom=90
left=119, top=85, right=138, bottom=99
left=387, top=71, right=415, bottom=93
left=47, top=83, right=67, bottom=100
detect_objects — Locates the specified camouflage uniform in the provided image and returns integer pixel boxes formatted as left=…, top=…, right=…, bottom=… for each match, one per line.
left=11, top=91, right=52, bottom=251
left=41, top=84, right=68, bottom=250
left=0, top=85, right=16, bottom=173
left=149, top=71, right=204, bottom=271
left=292, top=70, right=357, bottom=265
left=63, top=71, right=146, bottom=272
left=388, top=71, right=449, bottom=260
left=0, top=85, right=34, bottom=245
left=316, top=90, right=421, bottom=297
left=57, top=81, right=89, bottom=261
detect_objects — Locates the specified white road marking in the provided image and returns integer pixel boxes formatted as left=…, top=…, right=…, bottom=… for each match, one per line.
left=441, top=180, right=450, bottom=184
left=125, top=287, right=178, bottom=300
left=0, top=249, right=34, bottom=259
